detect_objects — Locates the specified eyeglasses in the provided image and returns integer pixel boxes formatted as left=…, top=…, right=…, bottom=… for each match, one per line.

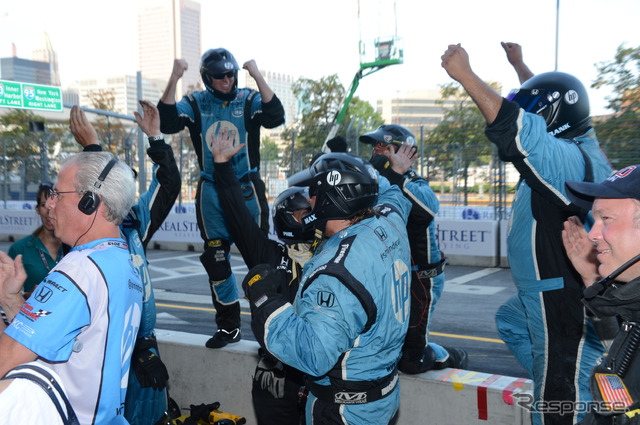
left=47, top=189, right=85, bottom=201
left=212, top=71, right=234, bottom=80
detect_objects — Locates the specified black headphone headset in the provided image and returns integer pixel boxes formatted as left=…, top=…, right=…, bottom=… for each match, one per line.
left=78, top=158, right=118, bottom=215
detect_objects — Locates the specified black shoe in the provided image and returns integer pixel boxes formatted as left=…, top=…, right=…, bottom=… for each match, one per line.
left=205, top=328, right=241, bottom=349
left=436, top=346, right=468, bottom=370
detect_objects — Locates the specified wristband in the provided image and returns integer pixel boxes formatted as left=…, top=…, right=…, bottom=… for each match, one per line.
left=147, top=135, right=164, bottom=143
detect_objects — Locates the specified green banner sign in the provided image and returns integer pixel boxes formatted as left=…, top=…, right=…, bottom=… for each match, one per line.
left=0, top=80, right=63, bottom=112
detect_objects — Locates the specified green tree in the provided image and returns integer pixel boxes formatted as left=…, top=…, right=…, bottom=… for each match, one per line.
left=591, top=43, right=640, bottom=168
left=281, top=74, right=384, bottom=175
left=427, top=82, right=497, bottom=204
left=0, top=108, right=69, bottom=196
left=282, top=74, right=345, bottom=151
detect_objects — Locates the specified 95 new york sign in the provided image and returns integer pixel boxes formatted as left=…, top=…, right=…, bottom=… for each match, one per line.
left=0, top=80, right=63, bottom=112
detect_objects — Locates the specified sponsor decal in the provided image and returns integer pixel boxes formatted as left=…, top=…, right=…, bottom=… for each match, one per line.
left=232, top=107, right=243, bottom=118
left=334, top=391, right=367, bottom=404
left=549, top=123, right=570, bottom=136
left=34, top=286, right=53, bottom=303
left=19, top=303, right=51, bottom=321
left=128, top=279, right=143, bottom=293
left=317, top=291, right=335, bottom=307
left=374, top=226, right=388, bottom=241
left=333, top=242, right=350, bottom=264
left=564, top=89, right=579, bottom=105
left=11, top=320, right=35, bottom=337
left=381, top=373, right=399, bottom=396
left=326, top=171, right=342, bottom=186
left=391, top=259, right=410, bottom=322
left=380, top=240, right=400, bottom=261
left=303, top=214, right=317, bottom=225
left=608, top=165, right=637, bottom=181
left=247, top=274, right=262, bottom=287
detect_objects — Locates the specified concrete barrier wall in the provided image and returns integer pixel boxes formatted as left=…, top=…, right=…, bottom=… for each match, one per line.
left=156, top=329, right=533, bottom=425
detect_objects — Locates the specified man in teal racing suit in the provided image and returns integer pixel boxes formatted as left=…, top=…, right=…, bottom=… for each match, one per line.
left=157, top=48, right=284, bottom=349
left=442, top=43, right=612, bottom=425
left=243, top=152, right=413, bottom=424
left=361, top=123, right=468, bottom=374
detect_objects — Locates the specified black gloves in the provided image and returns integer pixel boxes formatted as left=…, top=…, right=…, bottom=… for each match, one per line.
left=132, top=336, right=169, bottom=391
left=254, top=356, right=286, bottom=399
left=241, top=264, right=284, bottom=312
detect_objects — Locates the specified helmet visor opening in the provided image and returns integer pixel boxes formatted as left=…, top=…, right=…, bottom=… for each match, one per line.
left=507, top=89, right=559, bottom=119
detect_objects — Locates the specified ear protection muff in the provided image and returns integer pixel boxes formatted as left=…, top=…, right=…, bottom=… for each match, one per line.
left=78, top=158, right=118, bottom=215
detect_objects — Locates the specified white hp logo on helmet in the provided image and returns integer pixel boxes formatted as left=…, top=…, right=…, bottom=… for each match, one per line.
left=224, top=62, right=234, bottom=70
left=327, top=171, right=342, bottom=186
left=565, top=90, right=579, bottom=105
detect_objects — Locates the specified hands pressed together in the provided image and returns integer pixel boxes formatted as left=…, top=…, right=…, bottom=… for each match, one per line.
left=0, top=251, right=27, bottom=323
left=562, top=216, right=601, bottom=287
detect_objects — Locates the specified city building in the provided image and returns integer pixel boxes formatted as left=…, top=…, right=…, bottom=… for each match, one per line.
left=136, top=0, right=201, bottom=99
left=0, top=56, right=51, bottom=86
left=376, top=89, right=452, bottom=138
left=243, top=68, right=299, bottom=135
left=32, top=33, right=60, bottom=87
left=69, top=75, right=167, bottom=116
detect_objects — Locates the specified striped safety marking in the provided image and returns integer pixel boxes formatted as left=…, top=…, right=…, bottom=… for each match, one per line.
left=478, top=374, right=502, bottom=420
left=503, top=377, right=529, bottom=405
left=437, top=370, right=532, bottom=420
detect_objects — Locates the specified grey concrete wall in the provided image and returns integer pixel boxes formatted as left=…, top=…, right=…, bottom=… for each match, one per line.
left=156, top=329, right=532, bottom=425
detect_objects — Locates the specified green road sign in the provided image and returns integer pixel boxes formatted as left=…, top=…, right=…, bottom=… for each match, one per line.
left=0, top=80, right=63, bottom=112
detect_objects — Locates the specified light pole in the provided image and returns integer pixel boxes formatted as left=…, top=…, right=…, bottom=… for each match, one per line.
left=555, top=0, right=560, bottom=71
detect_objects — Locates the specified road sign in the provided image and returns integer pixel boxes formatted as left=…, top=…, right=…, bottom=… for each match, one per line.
left=0, top=80, right=63, bottom=112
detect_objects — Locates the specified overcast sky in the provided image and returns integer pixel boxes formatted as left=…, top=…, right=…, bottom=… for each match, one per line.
left=1, top=0, right=639, bottom=115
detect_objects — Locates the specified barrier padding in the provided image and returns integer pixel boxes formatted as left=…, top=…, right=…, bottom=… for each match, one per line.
left=156, top=329, right=532, bottom=425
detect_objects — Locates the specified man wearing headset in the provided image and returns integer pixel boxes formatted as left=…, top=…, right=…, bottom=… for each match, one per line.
left=0, top=152, right=142, bottom=425
left=70, top=102, right=180, bottom=425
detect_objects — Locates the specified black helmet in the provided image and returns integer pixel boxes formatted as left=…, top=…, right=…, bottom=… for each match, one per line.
left=200, top=48, right=239, bottom=100
left=289, top=153, right=379, bottom=229
left=359, top=124, right=417, bottom=149
left=506, top=71, right=591, bottom=138
left=272, top=187, right=314, bottom=244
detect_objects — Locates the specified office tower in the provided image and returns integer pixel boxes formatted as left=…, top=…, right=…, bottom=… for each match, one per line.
left=243, top=69, right=298, bottom=131
left=70, top=75, right=167, bottom=116
left=0, top=56, right=51, bottom=85
left=136, top=0, right=201, bottom=99
left=32, top=33, right=60, bottom=86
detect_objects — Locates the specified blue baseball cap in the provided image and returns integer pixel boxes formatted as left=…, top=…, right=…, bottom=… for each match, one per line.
left=565, top=165, right=640, bottom=210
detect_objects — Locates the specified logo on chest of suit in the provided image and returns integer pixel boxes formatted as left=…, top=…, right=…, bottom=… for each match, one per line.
left=317, top=291, right=335, bottom=307
left=231, top=106, right=244, bottom=118
left=374, top=226, right=388, bottom=241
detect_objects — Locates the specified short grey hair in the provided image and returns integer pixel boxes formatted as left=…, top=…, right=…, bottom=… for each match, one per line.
left=61, top=152, right=135, bottom=225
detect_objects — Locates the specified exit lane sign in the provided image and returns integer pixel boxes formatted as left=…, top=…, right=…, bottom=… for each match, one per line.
left=0, top=80, right=63, bottom=112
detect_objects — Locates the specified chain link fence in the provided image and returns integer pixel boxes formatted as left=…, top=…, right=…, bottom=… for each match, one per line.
left=2, top=123, right=639, bottom=220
